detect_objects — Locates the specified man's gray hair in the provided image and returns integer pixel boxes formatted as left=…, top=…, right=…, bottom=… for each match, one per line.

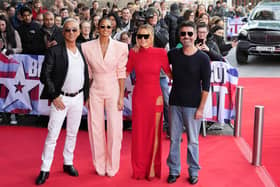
left=62, top=18, right=79, bottom=29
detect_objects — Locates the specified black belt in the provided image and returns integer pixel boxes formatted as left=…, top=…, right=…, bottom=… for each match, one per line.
left=61, top=88, right=83, bottom=97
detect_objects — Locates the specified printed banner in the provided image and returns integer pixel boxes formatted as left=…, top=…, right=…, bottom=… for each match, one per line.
left=204, top=61, right=239, bottom=124
left=226, top=17, right=245, bottom=39
left=0, top=54, right=238, bottom=123
left=0, top=53, right=134, bottom=118
left=0, top=53, right=44, bottom=114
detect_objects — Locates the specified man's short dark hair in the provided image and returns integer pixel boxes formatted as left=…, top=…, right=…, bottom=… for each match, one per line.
left=122, top=7, right=129, bottom=12
left=77, top=3, right=85, bottom=9
left=82, top=6, right=89, bottom=11
left=6, top=5, right=15, bottom=12
left=196, top=22, right=208, bottom=31
left=92, top=0, right=98, bottom=4
left=60, top=7, right=68, bottom=13
left=20, top=6, right=32, bottom=16
left=210, top=25, right=223, bottom=33
left=127, top=2, right=134, bottom=6
left=178, top=21, right=196, bottom=32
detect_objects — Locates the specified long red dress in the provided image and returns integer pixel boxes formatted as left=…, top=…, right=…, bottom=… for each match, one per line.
left=126, top=47, right=171, bottom=179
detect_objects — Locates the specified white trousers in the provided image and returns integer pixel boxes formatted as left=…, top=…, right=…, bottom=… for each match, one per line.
left=40, top=93, right=83, bottom=172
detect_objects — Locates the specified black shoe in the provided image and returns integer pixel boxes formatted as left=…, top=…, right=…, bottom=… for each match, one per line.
left=167, top=175, right=180, bottom=183
left=63, top=165, right=79, bottom=176
left=188, top=176, right=198, bottom=184
left=35, top=171, right=49, bottom=185
left=166, top=133, right=170, bottom=139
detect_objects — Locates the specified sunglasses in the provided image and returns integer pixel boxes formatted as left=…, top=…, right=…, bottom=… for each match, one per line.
left=180, top=31, right=194, bottom=37
left=100, top=25, right=112, bottom=29
left=64, top=28, right=78, bottom=33
left=136, top=34, right=149, bottom=39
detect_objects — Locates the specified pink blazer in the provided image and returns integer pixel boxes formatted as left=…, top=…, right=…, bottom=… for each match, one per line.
left=81, top=38, right=128, bottom=94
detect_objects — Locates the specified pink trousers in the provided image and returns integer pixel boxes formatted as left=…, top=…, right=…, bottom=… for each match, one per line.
left=87, top=81, right=123, bottom=176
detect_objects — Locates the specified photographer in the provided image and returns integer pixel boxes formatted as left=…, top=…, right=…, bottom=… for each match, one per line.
left=195, top=22, right=223, bottom=61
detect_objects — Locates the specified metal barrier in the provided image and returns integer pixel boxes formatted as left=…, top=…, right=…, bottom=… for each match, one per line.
left=202, top=121, right=207, bottom=137
left=234, top=86, right=244, bottom=137
left=252, top=105, right=264, bottom=166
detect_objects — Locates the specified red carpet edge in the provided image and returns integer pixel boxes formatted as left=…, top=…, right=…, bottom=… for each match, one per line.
left=234, top=137, right=277, bottom=187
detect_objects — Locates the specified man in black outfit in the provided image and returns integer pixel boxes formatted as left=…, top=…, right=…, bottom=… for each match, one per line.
left=17, top=6, right=45, bottom=55
left=166, top=21, right=211, bottom=185
left=35, top=18, right=89, bottom=185
left=41, top=11, right=64, bottom=50
left=164, top=3, right=180, bottom=49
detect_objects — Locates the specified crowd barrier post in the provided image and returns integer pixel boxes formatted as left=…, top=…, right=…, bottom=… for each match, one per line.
left=224, top=17, right=229, bottom=41
left=252, top=105, right=264, bottom=166
left=234, top=86, right=243, bottom=137
left=202, top=120, right=207, bottom=137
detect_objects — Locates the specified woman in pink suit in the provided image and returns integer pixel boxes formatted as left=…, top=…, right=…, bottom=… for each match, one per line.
left=81, top=17, right=128, bottom=177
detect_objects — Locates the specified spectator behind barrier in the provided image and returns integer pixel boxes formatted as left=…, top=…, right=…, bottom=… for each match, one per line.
left=31, top=0, right=47, bottom=20
left=212, top=0, right=225, bottom=18
left=76, top=20, right=92, bottom=43
left=0, top=14, right=22, bottom=125
left=164, top=3, right=180, bottom=49
left=41, top=11, right=64, bottom=50
left=195, top=22, right=223, bottom=61
left=0, top=14, right=22, bottom=55
left=211, top=25, right=237, bottom=56
left=145, top=7, right=168, bottom=48
left=17, top=6, right=45, bottom=55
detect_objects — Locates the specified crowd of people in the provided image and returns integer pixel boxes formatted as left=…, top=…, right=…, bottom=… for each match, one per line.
left=0, top=0, right=251, bottom=125
left=0, top=0, right=256, bottom=186
left=0, top=0, right=252, bottom=56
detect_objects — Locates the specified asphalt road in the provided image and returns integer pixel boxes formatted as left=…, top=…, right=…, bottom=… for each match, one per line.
left=225, top=47, right=280, bottom=78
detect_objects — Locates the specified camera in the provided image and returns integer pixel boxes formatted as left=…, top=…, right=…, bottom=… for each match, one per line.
left=196, top=38, right=204, bottom=45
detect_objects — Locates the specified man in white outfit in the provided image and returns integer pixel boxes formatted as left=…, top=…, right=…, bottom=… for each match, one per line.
left=35, top=18, right=89, bottom=185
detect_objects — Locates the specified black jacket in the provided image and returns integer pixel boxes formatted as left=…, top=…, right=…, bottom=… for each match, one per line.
left=40, top=43, right=90, bottom=101
left=76, top=34, right=92, bottom=44
left=153, top=22, right=169, bottom=48
left=164, top=12, right=180, bottom=49
left=17, top=21, right=45, bottom=55
left=41, top=25, right=64, bottom=51
left=195, top=34, right=224, bottom=61
left=212, top=34, right=232, bottom=56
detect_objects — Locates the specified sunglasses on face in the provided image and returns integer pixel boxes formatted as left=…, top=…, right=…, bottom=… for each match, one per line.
left=64, top=28, right=78, bottom=33
left=180, top=31, right=194, bottom=37
left=100, top=25, right=111, bottom=29
left=136, top=34, right=149, bottom=39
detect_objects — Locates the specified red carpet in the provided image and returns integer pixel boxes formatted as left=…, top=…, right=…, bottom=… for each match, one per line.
left=0, top=126, right=268, bottom=187
left=239, top=78, right=280, bottom=186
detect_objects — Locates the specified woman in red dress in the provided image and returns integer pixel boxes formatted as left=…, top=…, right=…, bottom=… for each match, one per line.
left=126, top=24, right=172, bottom=180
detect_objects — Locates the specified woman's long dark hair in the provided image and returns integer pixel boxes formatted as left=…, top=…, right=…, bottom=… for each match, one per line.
left=0, top=15, right=16, bottom=48
left=106, top=12, right=121, bottom=30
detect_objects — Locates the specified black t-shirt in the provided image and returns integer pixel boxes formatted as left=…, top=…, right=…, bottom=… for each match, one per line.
left=168, top=48, right=211, bottom=107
